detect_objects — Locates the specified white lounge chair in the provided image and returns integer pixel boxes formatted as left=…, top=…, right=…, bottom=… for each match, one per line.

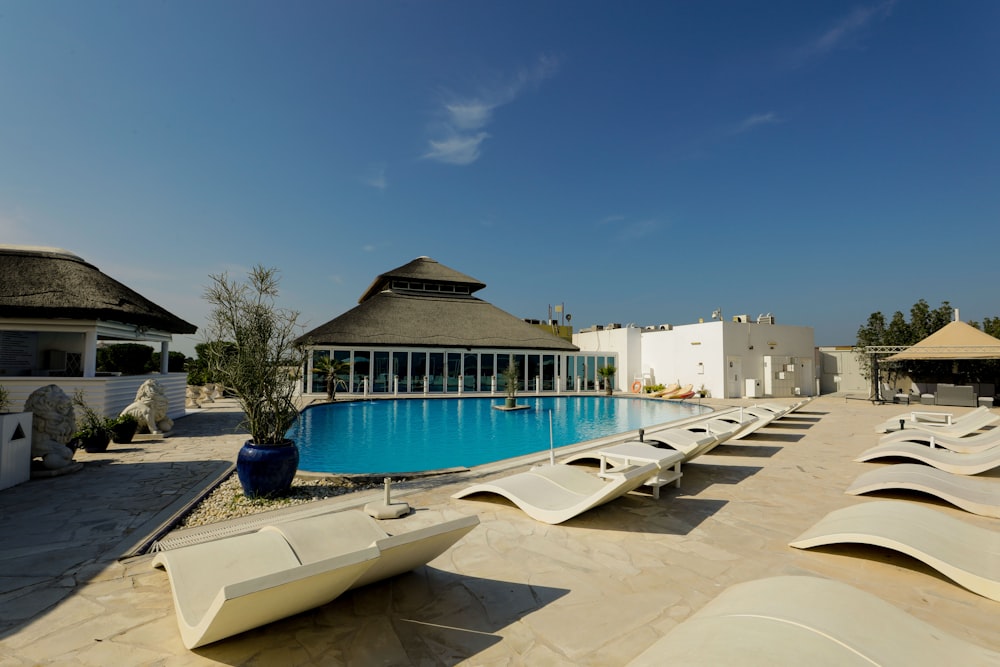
left=451, top=462, right=658, bottom=524
left=846, top=463, right=1000, bottom=518
left=624, top=426, right=718, bottom=460
left=153, top=510, right=479, bottom=648
left=874, top=405, right=997, bottom=435
left=706, top=409, right=768, bottom=440
left=261, top=510, right=480, bottom=590
left=627, top=575, right=1000, bottom=666
left=560, top=442, right=684, bottom=498
left=152, top=531, right=379, bottom=648
left=755, top=397, right=814, bottom=419
left=789, top=500, right=1000, bottom=601
left=878, top=426, right=1000, bottom=454
left=856, top=441, right=1000, bottom=475
left=677, top=419, right=743, bottom=451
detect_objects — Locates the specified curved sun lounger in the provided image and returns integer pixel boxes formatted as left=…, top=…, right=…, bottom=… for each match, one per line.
left=659, top=383, right=693, bottom=400
left=452, top=462, right=658, bottom=524
left=705, top=410, right=766, bottom=440
left=261, top=510, right=480, bottom=590
left=846, top=463, right=1000, bottom=518
left=879, top=427, right=1000, bottom=454
left=754, top=397, right=814, bottom=420
left=874, top=406, right=998, bottom=435
left=637, top=427, right=719, bottom=460
left=856, top=441, right=1000, bottom=475
left=650, top=382, right=679, bottom=398
left=627, top=575, right=1000, bottom=666
left=789, top=500, right=1000, bottom=602
left=152, top=531, right=379, bottom=648
left=153, top=510, right=479, bottom=648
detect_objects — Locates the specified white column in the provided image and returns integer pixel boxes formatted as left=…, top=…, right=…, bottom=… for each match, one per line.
left=83, top=329, right=98, bottom=377
left=160, top=342, right=170, bottom=374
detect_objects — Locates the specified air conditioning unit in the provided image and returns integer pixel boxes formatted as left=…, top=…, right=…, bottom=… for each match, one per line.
left=607, top=323, right=622, bottom=329
left=732, top=315, right=749, bottom=323
left=658, top=324, right=672, bottom=331
left=757, top=313, right=775, bottom=324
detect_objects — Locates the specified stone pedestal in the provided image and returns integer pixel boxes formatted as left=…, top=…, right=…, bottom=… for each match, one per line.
left=0, top=412, right=33, bottom=490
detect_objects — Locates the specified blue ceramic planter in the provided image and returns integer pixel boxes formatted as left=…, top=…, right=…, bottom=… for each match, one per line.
left=236, top=440, right=299, bottom=498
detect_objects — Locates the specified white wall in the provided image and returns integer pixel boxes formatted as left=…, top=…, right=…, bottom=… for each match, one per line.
left=576, top=319, right=817, bottom=398
left=817, top=347, right=868, bottom=394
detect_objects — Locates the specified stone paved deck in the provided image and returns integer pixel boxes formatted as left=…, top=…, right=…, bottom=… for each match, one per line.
left=1, top=396, right=998, bottom=665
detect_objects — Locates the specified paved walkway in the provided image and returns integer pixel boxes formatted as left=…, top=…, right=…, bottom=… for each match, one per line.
left=1, top=396, right=999, bottom=665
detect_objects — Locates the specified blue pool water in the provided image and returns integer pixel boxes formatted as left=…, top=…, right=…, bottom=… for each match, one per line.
left=290, top=396, right=710, bottom=474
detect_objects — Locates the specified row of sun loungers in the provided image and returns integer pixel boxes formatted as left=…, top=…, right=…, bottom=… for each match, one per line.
left=784, top=402, right=1000, bottom=632
left=639, top=402, right=1000, bottom=664
left=453, top=397, right=815, bottom=524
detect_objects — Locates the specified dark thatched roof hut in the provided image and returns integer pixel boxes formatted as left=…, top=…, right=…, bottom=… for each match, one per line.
left=298, top=256, right=576, bottom=351
left=0, top=245, right=196, bottom=334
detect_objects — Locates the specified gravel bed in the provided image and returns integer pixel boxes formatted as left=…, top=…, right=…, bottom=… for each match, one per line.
left=178, top=474, right=387, bottom=528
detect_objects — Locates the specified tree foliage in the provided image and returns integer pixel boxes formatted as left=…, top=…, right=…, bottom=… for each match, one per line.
left=855, top=299, right=1000, bottom=387
left=203, top=265, right=307, bottom=445
left=312, top=354, right=350, bottom=401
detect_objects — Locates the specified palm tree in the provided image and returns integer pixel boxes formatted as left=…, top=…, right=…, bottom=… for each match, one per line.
left=597, top=364, right=617, bottom=395
left=312, top=356, right=350, bottom=401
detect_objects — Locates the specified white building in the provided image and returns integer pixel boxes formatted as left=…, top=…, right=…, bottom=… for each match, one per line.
left=574, top=315, right=816, bottom=399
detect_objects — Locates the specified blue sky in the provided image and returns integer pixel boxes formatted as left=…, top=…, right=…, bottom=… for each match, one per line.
left=2, top=1, right=997, bottom=356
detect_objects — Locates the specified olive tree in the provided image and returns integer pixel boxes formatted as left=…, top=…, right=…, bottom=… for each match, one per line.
left=203, top=265, right=307, bottom=445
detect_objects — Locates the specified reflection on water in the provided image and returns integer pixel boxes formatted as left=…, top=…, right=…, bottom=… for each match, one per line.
left=291, top=397, right=709, bottom=474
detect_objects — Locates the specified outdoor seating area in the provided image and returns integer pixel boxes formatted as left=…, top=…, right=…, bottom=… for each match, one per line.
left=2, top=395, right=999, bottom=664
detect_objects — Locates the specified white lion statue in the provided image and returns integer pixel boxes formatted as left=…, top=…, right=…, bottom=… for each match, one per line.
left=120, top=379, right=173, bottom=434
left=24, top=384, right=77, bottom=470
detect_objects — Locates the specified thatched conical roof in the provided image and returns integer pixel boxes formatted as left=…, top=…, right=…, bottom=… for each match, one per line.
left=0, top=245, right=197, bottom=334
left=299, top=257, right=576, bottom=351
left=886, top=320, right=1000, bottom=360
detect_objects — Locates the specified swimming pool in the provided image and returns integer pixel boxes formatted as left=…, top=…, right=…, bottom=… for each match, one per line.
left=290, top=396, right=710, bottom=474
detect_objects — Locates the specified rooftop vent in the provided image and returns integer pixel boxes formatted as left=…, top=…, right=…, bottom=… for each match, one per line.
left=757, top=313, right=775, bottom=324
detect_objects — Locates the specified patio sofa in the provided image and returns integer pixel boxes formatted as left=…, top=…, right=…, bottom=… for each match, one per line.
left=935, top=384, right=977, bottom=407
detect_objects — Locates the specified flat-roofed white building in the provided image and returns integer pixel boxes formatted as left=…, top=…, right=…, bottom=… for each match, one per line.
left=574, top=315, right=816, bottom=399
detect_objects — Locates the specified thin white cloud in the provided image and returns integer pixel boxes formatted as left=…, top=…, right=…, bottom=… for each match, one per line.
left=424, top=54, right=560, bottom=165
left=424, top=133, right=491, bottom=166
left=618, top=219, right=662, bottom=241
left=799, top=0, right=896, bottom=60
left=733, top=112, right=782, bottom=134
left=363, top=166, right=388, bottom=190
left=446, top=103, right=495, bottom=130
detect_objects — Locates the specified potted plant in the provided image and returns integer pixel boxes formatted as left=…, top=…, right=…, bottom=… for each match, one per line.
left=109, top=413, right=140, bottom=444
left=204, top=265, right=307, bottom=498
left=312, top=355, right=350, bottom=401
left=71, top=390, right=114, bottom=453
left=597, top=365, right=617, bottom=396
left=501, top=362, right=520, bottom=408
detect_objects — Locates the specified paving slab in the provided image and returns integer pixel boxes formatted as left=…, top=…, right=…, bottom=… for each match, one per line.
left=0, top=396, right=998, bottom=665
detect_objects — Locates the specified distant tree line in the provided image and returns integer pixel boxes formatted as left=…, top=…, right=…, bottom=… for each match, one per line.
left=855, top=299, right=1000, bottom=386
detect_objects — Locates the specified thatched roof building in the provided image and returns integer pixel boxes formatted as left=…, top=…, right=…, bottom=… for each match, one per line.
left=299, top=256, right=576, bottom=351
left=0, top=245, right=196, bottom=334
